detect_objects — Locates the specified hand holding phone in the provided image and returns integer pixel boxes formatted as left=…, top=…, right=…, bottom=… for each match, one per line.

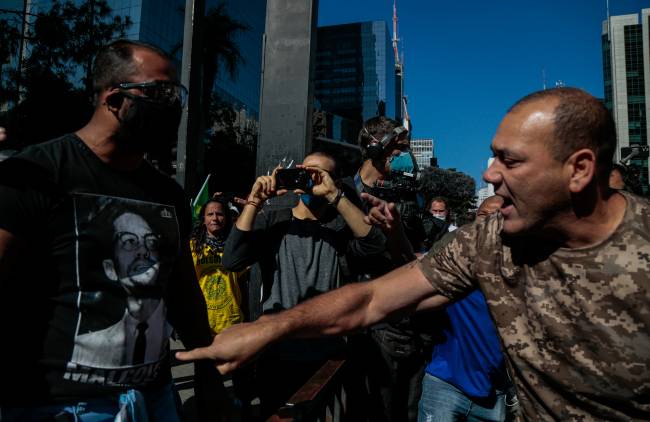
left=275, top=168, right=312, bottom=191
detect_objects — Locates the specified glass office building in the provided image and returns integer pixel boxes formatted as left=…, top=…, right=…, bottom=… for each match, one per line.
left=208, top=0, right=266, bottom=119
left=411, top=138, right=435, bottom=170
left=109, top=0, right=184, bottom=57
left=602, top=9, right=650, bottom=194
left=315, top=21, right=396, bottom=129
left=1, top=0, right=265, bottom=118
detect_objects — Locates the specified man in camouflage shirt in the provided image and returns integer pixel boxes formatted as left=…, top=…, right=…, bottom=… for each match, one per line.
left=177, top=87, right=650, bottom=420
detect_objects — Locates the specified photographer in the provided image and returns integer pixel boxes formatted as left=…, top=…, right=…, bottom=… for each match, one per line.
left=348, top=116, right=430, bottom=422
left=222, top=151, right=385, bottom=418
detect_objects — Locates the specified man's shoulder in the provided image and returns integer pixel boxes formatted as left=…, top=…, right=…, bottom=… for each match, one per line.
left=0, top=134, right=79, bottom=193
left=621, top=190, right=650, bottom=227
left=16, top=133, right=79, bottom=164
left=610, top=191, right=650, bottom=260
left=453, top=213, right=502, bottom=249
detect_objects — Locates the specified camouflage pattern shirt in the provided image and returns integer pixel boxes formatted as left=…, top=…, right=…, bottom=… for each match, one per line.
left=417, top=191, right=650, bottom=421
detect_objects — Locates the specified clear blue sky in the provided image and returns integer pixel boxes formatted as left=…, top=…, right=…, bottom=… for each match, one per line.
left=319, top=0, right=650, bottom=187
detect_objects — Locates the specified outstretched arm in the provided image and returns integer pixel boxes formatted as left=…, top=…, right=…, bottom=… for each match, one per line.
left=175, top=260, right=449, bottom=374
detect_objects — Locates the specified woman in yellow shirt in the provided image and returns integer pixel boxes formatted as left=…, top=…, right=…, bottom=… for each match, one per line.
left=190, top=198, right=247, bottom=335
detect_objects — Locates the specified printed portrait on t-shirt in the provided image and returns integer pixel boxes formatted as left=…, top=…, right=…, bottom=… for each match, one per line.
left=64, top=194, right=179, bottom=386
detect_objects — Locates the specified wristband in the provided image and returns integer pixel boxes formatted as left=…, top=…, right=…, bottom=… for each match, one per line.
left=328, top=189, right=344, bottom=207
left=246, top=200, right=261, bottom=209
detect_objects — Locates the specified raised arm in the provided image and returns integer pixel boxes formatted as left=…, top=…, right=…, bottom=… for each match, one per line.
left=305, top=166, right=373, bottom=238
left=222, top=171, right=287, bottom=271
left=236, top=169, right=287, bottom=232
left=175, top=260, right=450, bottom=374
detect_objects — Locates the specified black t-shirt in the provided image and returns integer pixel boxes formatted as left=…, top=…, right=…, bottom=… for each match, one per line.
left=0, top=134, right=191, bottom=405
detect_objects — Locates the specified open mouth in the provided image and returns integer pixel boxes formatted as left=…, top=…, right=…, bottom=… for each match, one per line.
left=500, top=197, right=514, bottom=216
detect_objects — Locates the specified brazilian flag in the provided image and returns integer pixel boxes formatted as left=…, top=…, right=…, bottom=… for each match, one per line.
left=192, top=174, right=211, bottom=222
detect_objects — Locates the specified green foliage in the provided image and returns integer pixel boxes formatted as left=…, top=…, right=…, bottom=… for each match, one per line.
left=419, top=166, right=477, bottom=223
left=202, top=4, right=248, bottom=125
left=0, top=0, right=131, bottom=147
left=199, top=6, right=253, bottom=195
left=204, top=97, right=257, bottom=196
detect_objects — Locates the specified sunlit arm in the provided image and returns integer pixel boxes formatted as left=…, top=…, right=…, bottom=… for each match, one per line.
left=175, top=261, right=450, bottom=374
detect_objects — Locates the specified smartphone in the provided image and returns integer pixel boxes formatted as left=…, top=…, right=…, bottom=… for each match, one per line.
left=275, top=168, right=311, bottom=190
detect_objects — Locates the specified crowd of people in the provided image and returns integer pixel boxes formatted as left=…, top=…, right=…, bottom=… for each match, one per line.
left=0, top=38, right=648, bottom=422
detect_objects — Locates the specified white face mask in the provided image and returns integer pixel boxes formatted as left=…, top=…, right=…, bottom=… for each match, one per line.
left=432, top=213, right=447, bottom=221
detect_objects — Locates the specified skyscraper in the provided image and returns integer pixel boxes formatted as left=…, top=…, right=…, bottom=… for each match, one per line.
left=476, top=157, right=495, bottom=206
left=208, top=0, right=266, bottom=119
left=410, top=138, right=435, bottom=170
left=3, top=0, right=265, bottom=118
left=314, top=21, right=396, bottom=129
left=602, top=8, right=650, bottom=194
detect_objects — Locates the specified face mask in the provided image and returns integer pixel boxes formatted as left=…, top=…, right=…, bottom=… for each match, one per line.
left=389, top=150, right=414, bottom=173
left=301, top=193, right=328, bottom=210
left=116, top=96, right=183, bottom=153
left=432, top=213, right=447, bottom=221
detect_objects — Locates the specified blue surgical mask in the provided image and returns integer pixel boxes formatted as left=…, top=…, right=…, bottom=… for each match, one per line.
left=301, top=192, right=312, bottom=206
left=300, top=192, right=327, bottom=209
left=389, top=151, right=414, bottom=173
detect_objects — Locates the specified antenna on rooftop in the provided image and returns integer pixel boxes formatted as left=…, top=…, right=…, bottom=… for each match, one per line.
left=392, top=0, right=409, bottom=129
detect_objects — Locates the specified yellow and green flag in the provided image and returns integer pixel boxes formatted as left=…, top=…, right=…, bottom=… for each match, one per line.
left=192, top=174, right=211, bottom=221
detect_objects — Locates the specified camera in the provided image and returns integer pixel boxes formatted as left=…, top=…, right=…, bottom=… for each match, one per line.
left=370, top=170, right=419, bottom=203
left=275, top=168, right=312, bottom=191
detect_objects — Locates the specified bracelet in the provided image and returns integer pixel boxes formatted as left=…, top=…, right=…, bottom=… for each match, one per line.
left=246, top=200, right=261, bottom=209
left=328, top=189, right=344, bottom=207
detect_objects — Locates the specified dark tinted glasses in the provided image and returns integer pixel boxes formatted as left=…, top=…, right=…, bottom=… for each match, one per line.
left=116, top=80, right=188, bottom=107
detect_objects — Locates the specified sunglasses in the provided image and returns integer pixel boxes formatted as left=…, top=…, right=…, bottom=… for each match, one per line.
left=115, top=80, right=188, bottom=107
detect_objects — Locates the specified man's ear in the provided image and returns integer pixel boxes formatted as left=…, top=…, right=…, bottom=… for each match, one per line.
left=106, top=92, right=124, bottom=110
left=103, top=259, right=118, bottom=281
left=102, top=88, right=124, bottom=111
left=566, top=148, right=596, bottom=193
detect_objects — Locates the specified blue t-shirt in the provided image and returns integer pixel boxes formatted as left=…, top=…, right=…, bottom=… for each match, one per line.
left=425, top=289, right=507, bottom=398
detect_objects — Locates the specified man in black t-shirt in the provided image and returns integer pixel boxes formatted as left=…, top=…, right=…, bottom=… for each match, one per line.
left=0, top=40, right=224, bottom=421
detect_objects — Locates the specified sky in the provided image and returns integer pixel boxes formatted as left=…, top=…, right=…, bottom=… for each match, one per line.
left=318, top=0, right=650, bottom=187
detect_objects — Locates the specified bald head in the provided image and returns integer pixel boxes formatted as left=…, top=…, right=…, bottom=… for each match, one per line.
left=476, top=195, right=504, bottom=220
left=508, top=88, right=616, bottom=182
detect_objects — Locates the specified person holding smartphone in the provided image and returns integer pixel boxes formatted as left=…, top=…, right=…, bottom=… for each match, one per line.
left=222, top=151, right=385, bottom=419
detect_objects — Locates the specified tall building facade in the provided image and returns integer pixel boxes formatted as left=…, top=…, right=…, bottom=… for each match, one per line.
left=602, top=8, right=650, bottom=194
left=208, top=0, right=266, bottom=119
left=109, top=0, right=183, bottom=57
left=314, top=21, right=396, bottom=137
left=1, top=0, right=265, bottom=117
left=410, top=138, right=435, bottom=170
left=476, top=157, right=495, bottom=206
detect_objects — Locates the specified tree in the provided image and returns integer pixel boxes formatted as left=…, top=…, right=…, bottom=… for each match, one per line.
left=0, top=15, right=22, bottom=105
left=419, top=166, right=476, bottom=224
left=203, top=96, right=257, bottom=196
left=1, top=0, right=130, bottom=147
left=197, top=5, right=254, bottom=194
left=201, top=4, right=248, bottom=126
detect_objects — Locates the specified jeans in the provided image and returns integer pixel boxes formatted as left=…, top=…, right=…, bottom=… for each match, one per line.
left=418, top=373, right=512, bottom=422
left=1, top=381, right=181, bottom=422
